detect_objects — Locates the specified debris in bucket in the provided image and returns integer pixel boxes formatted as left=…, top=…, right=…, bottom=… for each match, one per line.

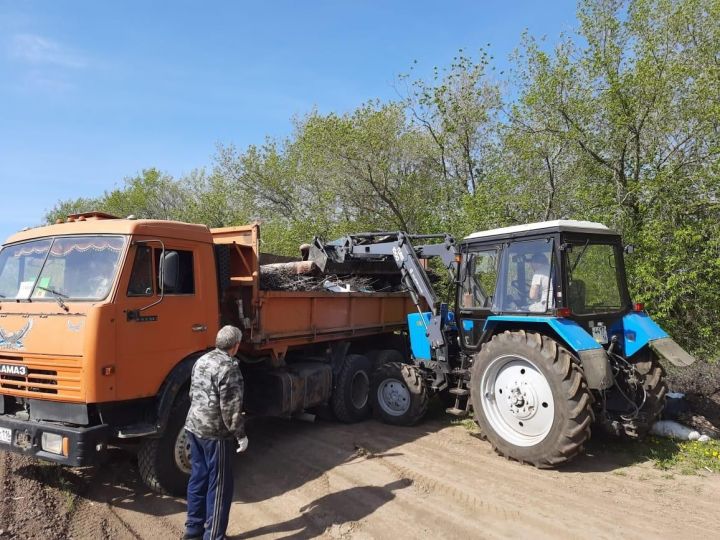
left=260, top=261, right=396, bottom=292
left=650, top=420, right=712, bottom=442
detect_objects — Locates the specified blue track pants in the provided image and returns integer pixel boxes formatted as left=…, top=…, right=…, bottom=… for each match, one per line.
left=185, top=431, right=234, bottom=540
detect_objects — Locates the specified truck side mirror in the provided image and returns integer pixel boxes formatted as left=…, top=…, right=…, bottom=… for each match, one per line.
left=624, top=244, right=635, bottom=254
left=160, top=251, right=180, bottom=293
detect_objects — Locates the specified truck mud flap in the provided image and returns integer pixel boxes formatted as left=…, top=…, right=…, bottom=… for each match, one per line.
left=649, top=337, right=696, bottom=367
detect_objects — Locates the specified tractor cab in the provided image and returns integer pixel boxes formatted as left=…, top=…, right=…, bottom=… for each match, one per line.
left=453, top=220, right=695, bottom=464
left=456, top=220, right=632, bottom=351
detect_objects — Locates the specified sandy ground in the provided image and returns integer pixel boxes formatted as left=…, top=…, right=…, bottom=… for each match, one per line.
left=1, top=407, right=719, bottom=540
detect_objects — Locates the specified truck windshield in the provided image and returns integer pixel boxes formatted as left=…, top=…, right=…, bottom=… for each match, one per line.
left=0, top=236, right=125, bottom=301
left=565, top=242, right=624, bottom=314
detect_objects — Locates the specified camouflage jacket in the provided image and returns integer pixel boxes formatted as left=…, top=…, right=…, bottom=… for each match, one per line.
left=185, top=348, right=245, bottom=440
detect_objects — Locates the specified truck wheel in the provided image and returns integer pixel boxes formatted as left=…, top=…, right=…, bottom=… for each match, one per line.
left=470, top=330, right=594, bottom=467
left=371, top=362, right=429, bottom=426
left=372, top=348, right=405, bottom=371
left=138, top=394, right=191, bottom=496
left=332, top=354, right=372, bottom=423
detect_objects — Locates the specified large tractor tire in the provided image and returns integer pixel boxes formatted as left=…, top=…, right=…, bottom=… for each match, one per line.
left=138, top=394, right=191, bottom=496
left=620, top=352, right=668, bottom=438
left=470, top=330, right=594, bottom=467
left=332, top=354, right=372, bottom=423
left=371, top=362, right=429, bottom=426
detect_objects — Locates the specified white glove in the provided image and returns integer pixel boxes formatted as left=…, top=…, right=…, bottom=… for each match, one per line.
left=236, top=436, right=249, bottom=453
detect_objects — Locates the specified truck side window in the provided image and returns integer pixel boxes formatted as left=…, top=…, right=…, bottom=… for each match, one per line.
left=460, top=250, right=498, bottom=309
left=154, top=249, right=195, bottom=295
left=127, top=246, right=153, bottom=296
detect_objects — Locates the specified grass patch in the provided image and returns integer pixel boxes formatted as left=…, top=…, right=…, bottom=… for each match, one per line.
left=644, top=437, right=720, bottom=474
left=451, top=418, right=480, bottom=432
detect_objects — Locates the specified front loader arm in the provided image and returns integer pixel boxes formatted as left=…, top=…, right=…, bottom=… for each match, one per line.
left=309, top=232, right=458, bottom=349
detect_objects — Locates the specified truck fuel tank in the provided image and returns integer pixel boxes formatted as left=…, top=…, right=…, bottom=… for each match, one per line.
left=242, top=362, right=332, bottom=417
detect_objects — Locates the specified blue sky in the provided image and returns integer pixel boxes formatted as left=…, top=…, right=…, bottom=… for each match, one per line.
left=0, top=0, right=578, bottom=242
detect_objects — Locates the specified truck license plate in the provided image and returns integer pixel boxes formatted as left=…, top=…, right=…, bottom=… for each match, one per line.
left=0, top=427, right=11, bottom=445
left=592, top=325, right=608, bottom=344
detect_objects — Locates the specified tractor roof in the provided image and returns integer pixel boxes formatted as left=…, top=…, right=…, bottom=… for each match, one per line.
left=464, top=220, right=620, bottom=242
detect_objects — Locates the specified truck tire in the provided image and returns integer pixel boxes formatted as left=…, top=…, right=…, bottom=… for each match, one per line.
left=372, top=348, right=405, bottom=371
left=138, top=394, right=191, bottom=496
left=371, top=362, right=429, bottom=426
left=332, top=354, right=372, bottom=423
left=470, top=330, right=594, bottom=468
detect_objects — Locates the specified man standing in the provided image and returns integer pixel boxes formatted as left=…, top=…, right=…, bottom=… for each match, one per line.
left=184, top=325, right=248, bottom=540
left=528, top=252, right=552, bottom=313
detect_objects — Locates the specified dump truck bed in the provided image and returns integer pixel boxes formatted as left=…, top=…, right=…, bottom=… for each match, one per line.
left=211, top=224, right=414, bottom=362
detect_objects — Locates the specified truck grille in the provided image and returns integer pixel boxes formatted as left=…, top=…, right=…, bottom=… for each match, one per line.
left=0, top=362, right=82, bottom=399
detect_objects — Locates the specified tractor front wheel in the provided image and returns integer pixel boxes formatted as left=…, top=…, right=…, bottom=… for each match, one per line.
left=470, top=330, right=594, bottom=467
left=371, top=362, right=429, bottom=426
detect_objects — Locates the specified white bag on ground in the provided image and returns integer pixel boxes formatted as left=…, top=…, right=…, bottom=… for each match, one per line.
left=650, top=420, right=711, bottom=442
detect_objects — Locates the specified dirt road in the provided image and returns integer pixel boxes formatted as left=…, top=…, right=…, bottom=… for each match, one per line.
left=1, top=407, right=718, bottom=539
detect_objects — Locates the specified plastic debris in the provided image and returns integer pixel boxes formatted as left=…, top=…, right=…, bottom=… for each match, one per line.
left=650, top=420, right=712, bottom=442
left=323, top=279, right=352, bottom=293
left=667, top=392, right=686, bottom=399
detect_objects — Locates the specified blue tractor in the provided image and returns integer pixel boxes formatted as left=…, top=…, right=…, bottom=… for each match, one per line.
left=310, top=220, right=695, bottom=467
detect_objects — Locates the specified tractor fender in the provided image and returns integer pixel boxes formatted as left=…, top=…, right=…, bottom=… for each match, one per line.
left=154, top=349, right=211, bottom=434
left=611, top=312, right=695, bottom=366
left=482, top=316, right=613, bottom=389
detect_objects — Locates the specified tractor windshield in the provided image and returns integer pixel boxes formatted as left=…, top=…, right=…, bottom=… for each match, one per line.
left=564, top=242, right=624, bottom=314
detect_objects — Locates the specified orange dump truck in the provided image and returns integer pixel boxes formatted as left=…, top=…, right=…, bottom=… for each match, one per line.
left=0, top=213, right=414, bottom=494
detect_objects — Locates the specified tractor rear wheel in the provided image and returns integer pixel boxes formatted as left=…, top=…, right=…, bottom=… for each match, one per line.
left=470, top=330, right=594, bottom=467
left=371, top=362, right=429, bottom=426
left=616, top=351, right=668, bottom=438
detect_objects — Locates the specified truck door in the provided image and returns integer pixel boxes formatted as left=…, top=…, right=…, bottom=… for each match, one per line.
left=456, top=246, right=500, bottom=352
left=115, top=240, right=215, bottom=400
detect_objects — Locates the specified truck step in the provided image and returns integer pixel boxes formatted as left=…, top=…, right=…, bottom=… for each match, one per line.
left=445, top=407, right=469, bottom=417
left=449, top=387, right=469, bottom=396
left=116, top=423, right=158, bottom=438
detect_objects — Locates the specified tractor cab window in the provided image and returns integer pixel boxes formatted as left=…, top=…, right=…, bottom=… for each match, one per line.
left=460, top=249, right=499, bottom=309
left=495, top=239, right=554, bottom=314
left=565, top=242, right=623, bottom=314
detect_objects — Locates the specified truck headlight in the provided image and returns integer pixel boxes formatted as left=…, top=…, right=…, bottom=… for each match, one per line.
left=41, top=432, right=66, bottom=455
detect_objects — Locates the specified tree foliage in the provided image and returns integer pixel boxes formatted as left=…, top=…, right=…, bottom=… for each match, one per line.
left=43, top=0, right=720, bottom=358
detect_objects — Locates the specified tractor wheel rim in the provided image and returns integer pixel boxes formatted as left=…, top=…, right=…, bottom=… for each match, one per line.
left=174, top=429, right=192, bottom=474
left=377, top=378, right=411, bottom=416
left=480, top=354, right=555, bottom=447
left=350, top=370, right=370, bottom=410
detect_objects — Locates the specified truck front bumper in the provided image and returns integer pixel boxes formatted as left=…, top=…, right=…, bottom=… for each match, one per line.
left=0, top=415, right=109, bottom=466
